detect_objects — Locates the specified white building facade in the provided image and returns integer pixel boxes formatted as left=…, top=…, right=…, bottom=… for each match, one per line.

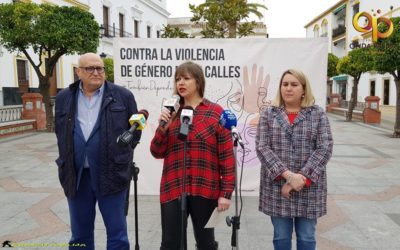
left=305, top=0, right=399, bottom=106
left=167, top=17, right=267, bottom=38
left=0, top=0, right=169, bottom=106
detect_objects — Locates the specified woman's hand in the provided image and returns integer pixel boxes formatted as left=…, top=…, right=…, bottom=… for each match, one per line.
left=281, top=183, right=293, bottom=198
left=158, top=107, right=176, bottom=131
left=290, top=173, right=306, bottom=192
left=217, top=197, right=231, bottom=212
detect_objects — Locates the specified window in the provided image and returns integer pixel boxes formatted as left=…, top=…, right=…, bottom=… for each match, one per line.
left=353, top=3, right=360, bottom=16
left=313, top=25, right=319, bottom=38
left=16, top=59, right=29, bottom=93
left=119, top=13, right=125, bottom=37
left=134, top=20, right=139, bottom=38
left=370, top=80, right=375, bottom=96
left=147, top=26, right=151, bottom=38
left=17, top=59, right=29, bottom=84
left=103, top=6, right=109, bottom=37
left=321, top=19, right=328, bottom=37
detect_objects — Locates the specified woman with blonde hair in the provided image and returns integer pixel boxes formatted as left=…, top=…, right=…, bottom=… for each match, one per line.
left=256, top=69, right=333, bottom=250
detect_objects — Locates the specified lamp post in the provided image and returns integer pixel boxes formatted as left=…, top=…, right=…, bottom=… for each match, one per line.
left=99, top=24, right=107, bottom=59
left=99, top=24, right=105, bottom=38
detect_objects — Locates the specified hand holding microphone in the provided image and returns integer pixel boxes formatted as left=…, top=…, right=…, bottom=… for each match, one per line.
left=159, top=95, right=180, bottom=128
left=117, top=109, right=149, bottom=147
left=219, top=109, right=244, bottom=148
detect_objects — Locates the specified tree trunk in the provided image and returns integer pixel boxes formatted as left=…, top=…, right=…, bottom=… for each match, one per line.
left=346, top=80, right=358, bottom=121
left=228, top=22, right=236, bottom=38
left=39, top=78, right=55, bottom=132
left=393, top=78, right=400, bottom=138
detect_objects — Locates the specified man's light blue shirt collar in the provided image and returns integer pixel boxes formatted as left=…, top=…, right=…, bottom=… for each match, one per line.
left=78, top=81, right=105, bottom=97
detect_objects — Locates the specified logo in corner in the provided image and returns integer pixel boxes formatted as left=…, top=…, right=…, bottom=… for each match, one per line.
left=352, top=10, right=394, bottom=42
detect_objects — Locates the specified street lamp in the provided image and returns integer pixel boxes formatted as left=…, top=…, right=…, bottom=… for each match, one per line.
left=100, top=52, right=107, bottom=59
left=99, top=24, right=105, bottom=38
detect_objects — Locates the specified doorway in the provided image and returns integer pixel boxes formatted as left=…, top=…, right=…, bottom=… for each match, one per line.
left=383, top=79, right=390, bottom=105
left=370, top=80, right=375, bottom=96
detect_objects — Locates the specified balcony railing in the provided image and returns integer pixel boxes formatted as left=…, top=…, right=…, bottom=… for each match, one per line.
left=102, top=24, right=132, bottom=38
left=332, top=25, right=346, bottom=38
left=0, top=105, right=23, bottom=123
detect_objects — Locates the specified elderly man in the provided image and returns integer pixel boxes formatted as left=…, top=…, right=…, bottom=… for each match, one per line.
left=55, top=53, right=141, bottom=250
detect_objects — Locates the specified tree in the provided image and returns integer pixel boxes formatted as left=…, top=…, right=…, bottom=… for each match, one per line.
left=190, top=0, right=267, bottom=38
left=327, top=53, right=339, bottom=78
left=0, top=2, right=99, bottom=131
left=103, top=57, right=114, bottom=82
left=372, top=17, right=400, bottom=137
left=160, top=25, right=190, bottom=38
left=337, top=48, right=374, bottom=121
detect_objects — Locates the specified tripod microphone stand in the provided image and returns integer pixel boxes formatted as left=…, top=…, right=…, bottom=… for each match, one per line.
left=179, top=139, right=189, bottom=250
left=226, top=135, right=243, bottom=250
left=123, top=141, right=141, bottom=250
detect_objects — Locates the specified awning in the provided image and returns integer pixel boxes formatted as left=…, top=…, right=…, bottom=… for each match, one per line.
left=333, top=4, right=346, bottom=15
left=332, top=75, right=348, bottom=81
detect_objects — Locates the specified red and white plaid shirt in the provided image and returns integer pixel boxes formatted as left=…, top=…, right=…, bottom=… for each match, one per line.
left=150, top=99, right=235, bottom=204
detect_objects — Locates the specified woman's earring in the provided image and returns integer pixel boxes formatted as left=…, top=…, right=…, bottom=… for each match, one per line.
left=301, top=95, right=305, bottom=98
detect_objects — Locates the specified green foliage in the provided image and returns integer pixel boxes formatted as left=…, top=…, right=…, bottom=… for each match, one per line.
left=103, top=57, right=114, bottom=82
left=373, top=16, right=400, bottom=137
left=327, top=53, right=339, bottom=78
left=160, top=25, right=190, bottom=38
left=372, top=17, right=400, bottom=76
left=337, top=48, right=375, bottom=121
left=190, top=0, right=267, bottom=38
left=337, top=48, right=374, bottom=81
left=0, top=2, right=100, bottom=131
left=0, top=2, right=99, bottom=56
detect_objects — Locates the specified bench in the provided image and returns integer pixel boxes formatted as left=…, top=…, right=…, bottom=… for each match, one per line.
left=330, top=107, right=364, bottom=121
left=0, top=120, right=37, bottom=138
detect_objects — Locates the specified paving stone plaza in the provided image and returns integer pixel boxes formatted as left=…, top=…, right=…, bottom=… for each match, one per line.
left=1, top=111, right=400, bottom=249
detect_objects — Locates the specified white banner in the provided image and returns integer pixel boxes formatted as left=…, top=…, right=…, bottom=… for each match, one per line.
left=114, top=38, right=328, bottom=195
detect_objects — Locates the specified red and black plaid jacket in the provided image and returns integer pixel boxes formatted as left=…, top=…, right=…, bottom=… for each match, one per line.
left=150, top=99, right=235, bottom=204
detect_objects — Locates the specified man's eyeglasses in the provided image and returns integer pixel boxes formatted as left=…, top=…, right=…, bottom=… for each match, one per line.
left=79, top=66, right=105, bottom=74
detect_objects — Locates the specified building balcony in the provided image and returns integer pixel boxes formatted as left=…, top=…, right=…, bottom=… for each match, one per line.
left=332, top=25, right=346, bottom=39
left=101, top=24, right=132, bottom=38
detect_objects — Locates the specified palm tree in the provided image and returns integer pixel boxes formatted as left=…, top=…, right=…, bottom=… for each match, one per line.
left=191, top=0, right=267, bottom=38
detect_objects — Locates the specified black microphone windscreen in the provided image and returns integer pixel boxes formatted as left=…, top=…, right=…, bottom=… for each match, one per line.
left=138, top=109, right=149, bottom=119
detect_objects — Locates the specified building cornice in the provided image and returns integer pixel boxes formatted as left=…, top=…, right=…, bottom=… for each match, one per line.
left=138, top=0, right=170, bottom=17
left=304, top=0, right=347, bottom=28
left=62, top=0, right=90, bottom=11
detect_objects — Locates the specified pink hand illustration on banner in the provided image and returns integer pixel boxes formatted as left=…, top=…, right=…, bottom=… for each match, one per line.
left=243, top=64, right=271, bottom=114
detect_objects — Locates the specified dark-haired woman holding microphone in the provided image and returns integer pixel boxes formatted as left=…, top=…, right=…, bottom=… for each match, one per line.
left=150, top=61, right=235, bottom=250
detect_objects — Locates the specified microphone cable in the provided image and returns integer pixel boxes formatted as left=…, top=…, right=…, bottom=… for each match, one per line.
left=238, top=142, right=245, bottom=219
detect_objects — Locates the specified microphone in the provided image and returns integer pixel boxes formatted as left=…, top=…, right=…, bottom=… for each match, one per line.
left=117, top=109, right=149, bottom=147
left=178, top=106, right=194, bottom=141
left=219, top=109, right=244, bottom=148
left=160, top=94, right=180, bottom=127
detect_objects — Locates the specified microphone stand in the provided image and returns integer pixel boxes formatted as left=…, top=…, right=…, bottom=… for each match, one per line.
left=180, top=140, right=188, bottom=250
left=124, top=141, right=141, bottom=250
left=226, top=136, right=241, bottom=250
